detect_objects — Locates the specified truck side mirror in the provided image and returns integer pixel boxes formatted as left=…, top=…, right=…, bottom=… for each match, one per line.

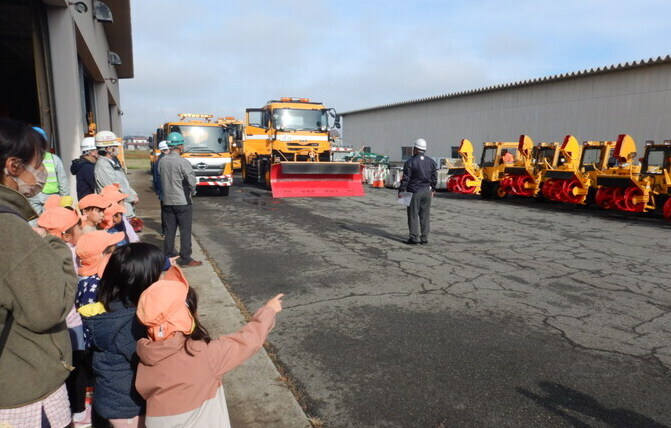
left=334, top=114, right=341, bottom=129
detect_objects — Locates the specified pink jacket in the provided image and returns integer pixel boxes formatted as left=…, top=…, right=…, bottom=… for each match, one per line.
left=135, top=306, right=275, bottom=427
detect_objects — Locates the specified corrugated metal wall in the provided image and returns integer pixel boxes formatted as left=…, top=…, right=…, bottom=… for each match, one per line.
left=342, top=63, right=671, bottom=161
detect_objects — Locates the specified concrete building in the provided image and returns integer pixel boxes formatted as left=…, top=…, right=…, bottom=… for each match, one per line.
left=0, top=0, right=133, bottom=192
left=341, top=56, right=671, bottom=162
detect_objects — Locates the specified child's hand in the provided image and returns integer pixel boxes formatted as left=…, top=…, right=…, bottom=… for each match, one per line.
left=265, top=293, right=284, bottom=314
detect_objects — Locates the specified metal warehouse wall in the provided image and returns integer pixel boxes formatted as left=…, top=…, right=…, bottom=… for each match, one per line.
left=342, top=62, right=671, bottom=161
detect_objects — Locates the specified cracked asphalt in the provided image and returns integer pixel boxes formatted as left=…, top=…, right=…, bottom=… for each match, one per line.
left=191, top=178, right=671, bottom=427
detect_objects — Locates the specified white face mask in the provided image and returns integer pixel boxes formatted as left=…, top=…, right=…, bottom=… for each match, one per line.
left=4, top=163, right=48, bottom=198
left=109, top=147, right=120, bottom=157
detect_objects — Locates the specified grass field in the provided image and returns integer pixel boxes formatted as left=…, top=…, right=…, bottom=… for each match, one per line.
left=123, top=149, right=151, bottom=170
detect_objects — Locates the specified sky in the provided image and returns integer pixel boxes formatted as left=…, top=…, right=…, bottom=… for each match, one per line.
left=120, top=0, right=671, bottom=136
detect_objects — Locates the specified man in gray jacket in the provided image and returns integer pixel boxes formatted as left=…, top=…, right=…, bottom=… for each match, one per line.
left=93, top=130, right=139, bottom=217
left=158, top=132, right=202, bottom=267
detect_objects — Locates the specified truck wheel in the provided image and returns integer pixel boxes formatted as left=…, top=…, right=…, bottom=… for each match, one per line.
left=219, top=186, right=230, bottom=196
left=242, top=161, right=253, bottom=184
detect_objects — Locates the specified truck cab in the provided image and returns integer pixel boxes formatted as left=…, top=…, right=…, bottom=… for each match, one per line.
left=157, top=114, right=233, bottom=195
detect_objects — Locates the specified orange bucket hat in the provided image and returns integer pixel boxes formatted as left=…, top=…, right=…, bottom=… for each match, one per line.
left=44, top=195, right=74, bottom=210
left=137, top=266, right=194, bottom=341
left=100, top=184, right=129, bottom=203
left=37, top=207, right=80, bottom=237
left=79, top=194, right=111, bottom=210
left=76, top=230, right=125, bottom=276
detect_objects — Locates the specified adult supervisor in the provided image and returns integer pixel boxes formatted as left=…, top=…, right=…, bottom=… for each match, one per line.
left=158, top=132, right=202, bottom=267
left=398, top=138, right=437, bottom=245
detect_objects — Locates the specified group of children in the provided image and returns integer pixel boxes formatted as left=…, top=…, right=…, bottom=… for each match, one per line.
left=33, top=184, right=284, bottom=427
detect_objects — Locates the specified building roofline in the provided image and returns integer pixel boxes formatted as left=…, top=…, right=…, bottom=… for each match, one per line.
left=341, top=55, right=671, bottom=116
left=104, top=0, right=133, bottom=79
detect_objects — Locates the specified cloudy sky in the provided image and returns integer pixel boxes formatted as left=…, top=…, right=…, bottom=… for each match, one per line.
left=120, top=0, right=671, bottom=136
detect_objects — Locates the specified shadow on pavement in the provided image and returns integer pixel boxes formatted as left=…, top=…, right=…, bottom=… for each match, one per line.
left=516, top=381, right=666, bottom=427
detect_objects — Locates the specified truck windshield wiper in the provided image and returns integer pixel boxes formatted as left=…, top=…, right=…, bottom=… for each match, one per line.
left=185, top=148, right=215, bottom=153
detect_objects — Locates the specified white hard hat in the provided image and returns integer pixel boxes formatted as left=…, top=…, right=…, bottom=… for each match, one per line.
left=80, top=137, right=96, bottom=153
left=95, top=130, right=121, bottom=148
left=158, top=140, right=169, bottom=151
left=414, top=138, right=427, bottom=151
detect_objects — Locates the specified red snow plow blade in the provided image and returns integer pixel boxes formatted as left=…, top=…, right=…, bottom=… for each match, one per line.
left=270, top=162, right=364, bottom=198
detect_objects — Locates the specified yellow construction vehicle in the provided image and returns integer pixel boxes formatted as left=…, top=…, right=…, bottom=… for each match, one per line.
left=479, top=135, right=533, bottom=199
left=499, top=138, right=560, bottom=198
left=590, top=136, right=671, bottom=216
left=242, top=97, right=363, bottom=197
left=446, top=139, right=482, bottom=194
left=540, top=136, right=622, bottom=205
left=155, top=113, right=233, bottom=196
left=217, top=117, right=244, bottom=170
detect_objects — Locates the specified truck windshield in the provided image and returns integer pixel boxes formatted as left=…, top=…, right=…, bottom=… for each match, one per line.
left=580, top=147, right=602, bottom=167
left=170, top=125, right=228, bottom=153
left=480, top=147, right=497, bottom=167
left=272, top=109, right=328, bottom=131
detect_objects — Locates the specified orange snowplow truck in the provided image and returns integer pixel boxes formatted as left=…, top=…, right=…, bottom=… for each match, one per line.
left=156, top=114, right=233, bottom=196
left=242, top=97, right=364, bottom=197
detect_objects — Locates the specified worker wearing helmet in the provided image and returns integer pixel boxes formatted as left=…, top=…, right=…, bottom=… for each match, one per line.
left=70, top=136, right=99, bottom=199
left=93, top=130, right=139, bottom=217
left=157, top=132, right=201, bottom=267
left=152, top=141, right=169, bottom=236
left=26, top=127, right=70, bottom=216
left=398, top=138, right=437, bottom=245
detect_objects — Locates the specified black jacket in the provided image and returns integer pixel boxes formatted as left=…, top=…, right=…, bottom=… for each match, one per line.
left=399, top=153, right=437, bottom=193
left=70, top=157, right=96, bottom=200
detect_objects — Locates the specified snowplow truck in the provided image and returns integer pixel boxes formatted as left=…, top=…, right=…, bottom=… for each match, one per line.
left=593, top=135, right=671, bottom=215
left=479, top=135, right=533, bottom=199
left=242, top=97, right=363, bottom=198
left=499, top=137, right=560, bottom=198
left=155, top=114, right=233, bottom=196
left=541, top=136, right=620, bottom=205
left=446, top=139, right=483, bottom=194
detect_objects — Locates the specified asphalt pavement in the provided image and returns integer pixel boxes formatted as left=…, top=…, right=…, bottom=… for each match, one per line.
left=128, top=169, right=311, bottom=428
left=186, top=175, right=671, bottom=427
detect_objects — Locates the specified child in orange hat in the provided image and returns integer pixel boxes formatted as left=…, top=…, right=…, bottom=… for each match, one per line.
left=75, top=230, right=125, bottom=320
left=79, top=193, right=110, bottom=233
left=101, top=202, right=130, bottom=246
left=101, top=183, right=142, bottom=240
left=135, top=266, right=284, bottom=427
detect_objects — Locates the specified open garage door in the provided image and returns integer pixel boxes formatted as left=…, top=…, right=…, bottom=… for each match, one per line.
left=0, top=0, right=54, bottom=139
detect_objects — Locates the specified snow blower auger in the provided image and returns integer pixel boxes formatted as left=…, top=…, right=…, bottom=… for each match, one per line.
left=446, top=139, right=482, bottom=194
left=479, top=135, right=532, bottom=199
left=541, top=136, right=618, bottom=205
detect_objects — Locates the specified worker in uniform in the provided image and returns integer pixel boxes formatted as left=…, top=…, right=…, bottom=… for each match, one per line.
left=93, top=130, right=138, bottom=217
left=27, top=127, right=70, bottom=216
left=398, top=138, right=437, bottom=245
left=152, top=140, right=169, bottom=236
left=158, top=132, right=202, bottom=267
left=70, top=136, right=99, bottom=200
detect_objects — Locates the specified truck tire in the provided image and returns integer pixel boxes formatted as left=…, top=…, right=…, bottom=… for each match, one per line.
left=481, top=180, right=496, bottom=199
left=219, top=186, right=230, bottom=196
left=242, top=161, right=253, bottom=184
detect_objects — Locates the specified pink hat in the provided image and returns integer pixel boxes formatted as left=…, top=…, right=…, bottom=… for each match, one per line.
left=100, top=184, right=129, bottom=203
left=76, top=231, right=125, bottom=276
left=79, top=194, right=111, bottom=210
left=37, top=207, right=80, bottom=237
left=137, top=266, right=194, bottom=341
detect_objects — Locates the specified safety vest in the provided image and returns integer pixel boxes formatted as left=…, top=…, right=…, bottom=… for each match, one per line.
left=42, top=152, right=59, bottom=194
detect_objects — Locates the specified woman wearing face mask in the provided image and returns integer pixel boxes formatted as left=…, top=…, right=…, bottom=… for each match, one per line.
left=0, top=118, right=80, bottom=427
left=93, top=130, right=139, bottom=218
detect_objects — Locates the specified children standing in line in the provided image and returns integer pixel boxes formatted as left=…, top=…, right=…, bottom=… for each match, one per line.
left=83, top=242, right=165, bottom=427
left=135, top=265, right=284, bottom=428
